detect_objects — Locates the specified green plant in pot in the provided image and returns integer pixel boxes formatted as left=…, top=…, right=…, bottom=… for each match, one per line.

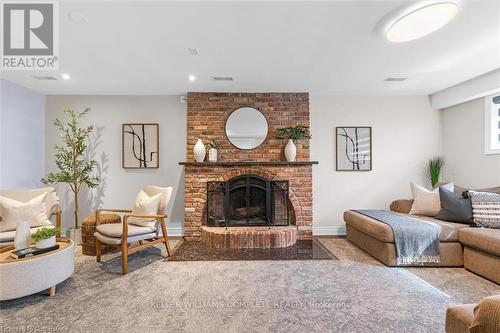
left=276, top=125, right=312, bottom=162
left=426, top=157, right=444, bottom=188
left=32, top=227, right=61, bottom=249
left=41, top=108, right=100, bottom=242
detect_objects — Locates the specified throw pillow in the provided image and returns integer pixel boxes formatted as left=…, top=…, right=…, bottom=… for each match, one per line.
left=435, top=187, right=473, bottom=224
left=0, top=193, right=50, bottom=232
left=409, top=182, right=454, bottom=216
left=469, top=191, right=500, bottom=229
left=128, top=190, right=162, bottom=228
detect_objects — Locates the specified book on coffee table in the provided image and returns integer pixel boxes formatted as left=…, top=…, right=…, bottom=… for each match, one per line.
left=10, top=245, right=60, bottom=259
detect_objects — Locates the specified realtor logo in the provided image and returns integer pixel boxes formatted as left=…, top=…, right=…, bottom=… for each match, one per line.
left=1, top=1, right=59, bottom=70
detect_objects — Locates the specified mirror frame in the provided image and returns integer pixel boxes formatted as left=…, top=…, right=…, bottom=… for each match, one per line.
left=224, top=106, right=269, bottom=150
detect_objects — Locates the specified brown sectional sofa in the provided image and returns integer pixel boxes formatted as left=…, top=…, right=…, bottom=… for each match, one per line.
left=344, top=186, right=500, bottom=284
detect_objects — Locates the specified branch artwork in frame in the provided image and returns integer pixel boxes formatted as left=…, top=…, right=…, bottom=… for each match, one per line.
left=122, top=123, right=159, bottom=168
left=336, top=127, right=372, bottom=171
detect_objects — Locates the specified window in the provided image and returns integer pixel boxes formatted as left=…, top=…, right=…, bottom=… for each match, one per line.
left=485, top=94, right=500, bottom=154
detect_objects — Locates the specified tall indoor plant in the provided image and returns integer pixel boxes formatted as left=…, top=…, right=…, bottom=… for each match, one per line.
left=426, top=157, right=444, bottom=188
left=277, top=125, right=312, bottom=162
left=42, top=108, right=100, bottom=238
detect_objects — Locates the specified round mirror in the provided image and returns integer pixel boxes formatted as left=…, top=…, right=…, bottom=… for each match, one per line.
left=225, top=107, right=268, bottom=150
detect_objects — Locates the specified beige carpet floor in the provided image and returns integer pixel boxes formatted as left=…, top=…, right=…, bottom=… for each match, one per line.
left=1, top=238, right=499, bottom=333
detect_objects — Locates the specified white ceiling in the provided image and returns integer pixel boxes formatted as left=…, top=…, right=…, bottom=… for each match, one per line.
left=1, top=0, right=499, bottom=95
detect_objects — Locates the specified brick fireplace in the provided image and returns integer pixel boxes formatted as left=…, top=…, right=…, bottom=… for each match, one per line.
left=181, top=92, right=316, bottom=243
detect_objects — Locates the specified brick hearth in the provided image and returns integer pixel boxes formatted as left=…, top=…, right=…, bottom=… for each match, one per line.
left=182, top=92, right=314, bottom=241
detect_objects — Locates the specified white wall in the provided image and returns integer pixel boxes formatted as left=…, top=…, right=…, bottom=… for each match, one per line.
left=0, top=79, right=46, bottom=189
left=310, top=96, right=442, bottom=234
left=441, top=97, right=500, bottom=188
left=46, top=95, right=186, bottom=234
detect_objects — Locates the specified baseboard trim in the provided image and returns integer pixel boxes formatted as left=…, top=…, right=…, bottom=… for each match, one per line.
left=313, top=226, right=346, bottom=236
left=167, top=227, right=184, bottom=237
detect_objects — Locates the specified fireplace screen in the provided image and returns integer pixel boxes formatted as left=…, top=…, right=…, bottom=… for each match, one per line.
left=207, top=175, right=289, bottom=227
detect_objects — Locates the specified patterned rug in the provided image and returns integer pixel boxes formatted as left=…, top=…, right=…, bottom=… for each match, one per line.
left=167, top=239, right=336, bottom=261
left=1, top=238, right=499, bottom=333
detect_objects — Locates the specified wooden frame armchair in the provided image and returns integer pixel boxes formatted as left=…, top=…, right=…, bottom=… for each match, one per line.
left=93, top=186, right=172, bottom=275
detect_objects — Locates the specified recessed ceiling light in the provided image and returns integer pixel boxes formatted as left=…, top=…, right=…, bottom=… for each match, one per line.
left=188, top=75, right=196, bottom=82
left=61, top=73, right=70, bottom=80
left=67, top=12, right=88, bottom=24
left=212, top=76, right=234, bottom=81
left=384, top=77, right=407, bottom=81
left=188, top=48, right=199, bottom=56
left=386, top=2, right=458, bottom=43
left=32, top=75, right=57, bottom=81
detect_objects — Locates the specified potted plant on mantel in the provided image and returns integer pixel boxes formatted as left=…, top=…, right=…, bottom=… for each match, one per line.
left=208, top=140, right=222, bottom=162
left=277, top=125, right=312, bottom=162
left=42, top=108, right=100, bottom=244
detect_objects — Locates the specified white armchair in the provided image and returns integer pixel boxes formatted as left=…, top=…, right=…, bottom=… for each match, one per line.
left=0, top=187, right=61, bottom=248
left=94, top=186, right=172, bottom=275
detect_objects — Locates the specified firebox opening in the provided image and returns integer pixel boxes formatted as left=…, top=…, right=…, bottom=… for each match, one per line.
left=207, top=175, right=290, bottom=227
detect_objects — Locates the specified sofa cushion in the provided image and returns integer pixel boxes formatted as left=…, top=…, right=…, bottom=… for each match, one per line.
left=435, top=187, right=473, bottom=224
left=409, top=182, right=454, bottom=217
left=459, top=228, right=500, bottom=257
left=454, top=185, right=500, bottom=196
left=0, top=224, right=54, bottom=243
left=95, top=223, right=155, bottom=238
left=469, top=191, right=500, bottom=229
left=344, top=210, right=468, bottom=243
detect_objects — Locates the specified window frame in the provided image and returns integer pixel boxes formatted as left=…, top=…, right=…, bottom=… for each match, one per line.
left=484, top=93, right=500, bottom=155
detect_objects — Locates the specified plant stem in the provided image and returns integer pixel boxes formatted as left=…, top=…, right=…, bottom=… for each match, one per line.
left=74, top=185, right=79, bottom=229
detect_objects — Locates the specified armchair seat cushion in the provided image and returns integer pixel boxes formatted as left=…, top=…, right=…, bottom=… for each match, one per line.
left=95, top=223, right=156, bottom=238
left=94, top=230, right=157, bottom=245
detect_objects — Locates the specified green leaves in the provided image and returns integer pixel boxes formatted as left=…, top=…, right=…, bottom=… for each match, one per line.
left=426, top=157, right=444, bottom=188
left=41, top=108, right=100, bottom=228
left=31, top=227, right=60, bottom=242
left=276, top=125, right=312, bottom=141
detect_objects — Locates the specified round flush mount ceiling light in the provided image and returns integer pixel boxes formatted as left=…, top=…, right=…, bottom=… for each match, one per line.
left=61, top=73, right=70, bottom=80
left=188, top=75, right=196, bottom=82
left=386, top=2, right=458, bottom=43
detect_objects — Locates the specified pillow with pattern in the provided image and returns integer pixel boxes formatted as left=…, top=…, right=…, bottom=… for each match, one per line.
left=469, top=191, right=500, bottom=229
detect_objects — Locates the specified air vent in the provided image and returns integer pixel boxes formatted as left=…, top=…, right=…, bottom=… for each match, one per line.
left=188, top=48, right=199, bottom=56
left=212, top=76, right=234, bottom=81
left=384, top=77, right=407, bottom=82
left=32, top=75, right=57, bottom=80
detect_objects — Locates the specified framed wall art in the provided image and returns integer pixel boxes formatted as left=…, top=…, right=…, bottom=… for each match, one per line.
left=122, top=123, right=159, bottom=168
left=336, top=127, right=372, bottom=171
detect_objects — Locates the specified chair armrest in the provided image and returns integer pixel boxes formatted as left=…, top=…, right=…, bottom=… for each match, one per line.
left=54, top=208, right=62, bottom=228
left=121, top=214, right=168, bottom=242
left=95, top=208, right=132, bottom=226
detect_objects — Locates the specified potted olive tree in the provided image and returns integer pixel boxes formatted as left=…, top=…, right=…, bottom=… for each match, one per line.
left=277, top=125, right=312, bottom=162
left=42, top=108, right=100, bottom=243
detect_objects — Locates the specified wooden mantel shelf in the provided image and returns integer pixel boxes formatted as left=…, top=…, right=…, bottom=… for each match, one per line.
left=179, top=161, right=319, bottom=167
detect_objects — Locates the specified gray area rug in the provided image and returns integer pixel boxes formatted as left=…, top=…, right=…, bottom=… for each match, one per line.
left=1, top=238, right=499, bottom=333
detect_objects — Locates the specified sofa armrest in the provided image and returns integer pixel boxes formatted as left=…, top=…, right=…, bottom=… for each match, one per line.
left=389, top=199, right=414, bottom=214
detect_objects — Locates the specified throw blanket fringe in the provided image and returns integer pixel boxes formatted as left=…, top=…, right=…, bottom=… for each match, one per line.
left=397, top=255, right=441, bottom=266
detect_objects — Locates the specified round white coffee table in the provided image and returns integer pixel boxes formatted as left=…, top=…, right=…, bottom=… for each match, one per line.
left=0, top=238, right=75, bottom=300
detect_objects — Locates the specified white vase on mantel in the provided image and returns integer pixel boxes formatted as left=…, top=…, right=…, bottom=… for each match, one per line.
left=284, top=139, right=297, bottom=162
left=208, top=148, right=218, bottom=162
left=194, top=139, right=206, bottom=162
